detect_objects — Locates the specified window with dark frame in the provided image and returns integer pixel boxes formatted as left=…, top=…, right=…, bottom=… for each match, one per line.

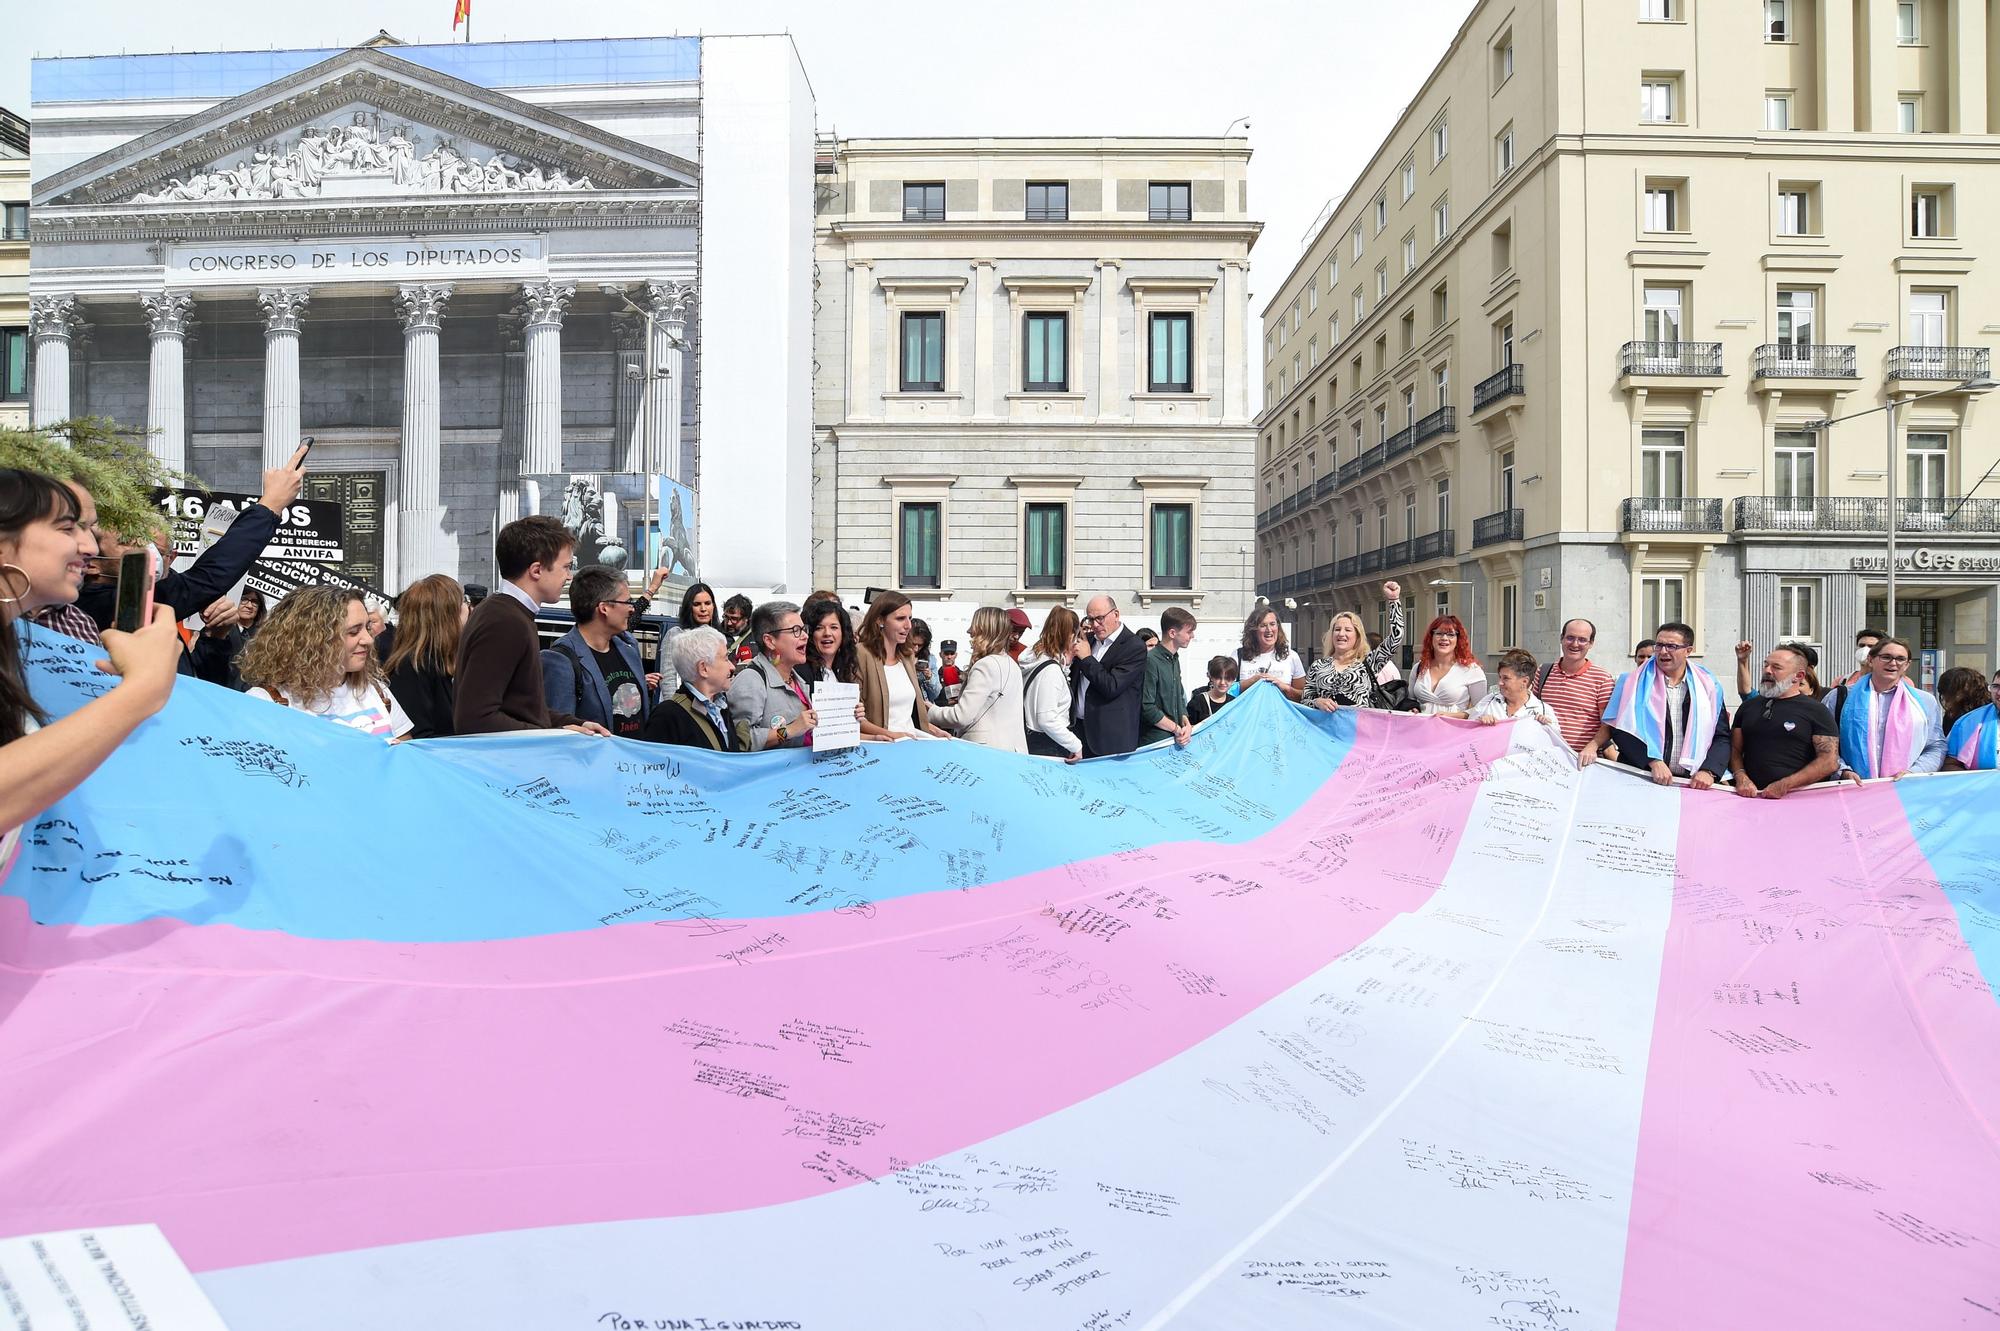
left=900, top=311, right=945, bottom=392
left=1, top=204, right=26, bottom=242
left=1023, top=311, right=1068, bottom=392
left=1026, top=181, right=1068, bottom=221
left=901, top=182, right=945, bottom=222
left=1148, top=181, right=1191, bottom=221
left=0, top=328, right=27, bottom=400
left=899, top=502, right=941, bottom=589
left=1150, top=503, right=1194, bottom=590
left=1149, top=312, right=1193, bottom=392
left=1025, top=503, right=1067, bottom=588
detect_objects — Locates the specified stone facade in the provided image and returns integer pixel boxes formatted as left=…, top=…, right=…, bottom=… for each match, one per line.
left=0, top=109, right=24, bottom=430
left=814, top=137, right=1261, bottom=659
left=1256, top=0, right=2000, bottom=680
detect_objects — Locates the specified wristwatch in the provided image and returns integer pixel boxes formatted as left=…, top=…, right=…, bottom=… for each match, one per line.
left=772, top=718, right=790, bottom=742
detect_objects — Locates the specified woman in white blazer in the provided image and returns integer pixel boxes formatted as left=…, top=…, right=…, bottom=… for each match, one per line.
left=1407, top=613, right=1489, bottom=717
left=1020, top=605, right=1084, bottom=760
left=928, top=606, right=1028, bottom=754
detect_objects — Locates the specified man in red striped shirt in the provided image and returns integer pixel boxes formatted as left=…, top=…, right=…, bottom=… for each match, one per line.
left=1534, top=617, right=1615, bottom=760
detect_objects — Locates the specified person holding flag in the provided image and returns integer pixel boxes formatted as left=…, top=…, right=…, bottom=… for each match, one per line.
left=1829, top=636, right=1944, bottom=782
left=1942, top=669, right=2000, bottom=772
left=1594, top=621, right=1729, bottom=788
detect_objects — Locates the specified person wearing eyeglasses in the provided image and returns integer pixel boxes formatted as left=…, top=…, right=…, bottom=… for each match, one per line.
left=727, top=600, right=823, bottom=750
left=1407, top=614, right=1486, bottom=718
left=1070, top=594, right=1148, bottom=757
left=541, top=565, right=654, bottom=740
left=1534, top=618, right=1616, bottom=758
left=1828, top=636, right=1943, bottom=781
left=1597, top=621, right=1728, bottom=787
left=455, top=515, right=609, bottom=737
left=1942, top=670, right=2000, bottom=772
left=1729, top=644, right=1839, bottom=799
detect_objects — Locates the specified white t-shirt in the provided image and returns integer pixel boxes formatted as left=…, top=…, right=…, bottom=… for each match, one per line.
left=248, top=679, right=414, bottom=741
left=1239, top=648, right=1305, bottom=689
left=882, top=658, right=921, bottom=735
left=1470, top=691, right=1555, bottom=725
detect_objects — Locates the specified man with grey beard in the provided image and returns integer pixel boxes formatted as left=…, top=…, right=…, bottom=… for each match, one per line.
left=1729, top=644, right=1840, bottom=800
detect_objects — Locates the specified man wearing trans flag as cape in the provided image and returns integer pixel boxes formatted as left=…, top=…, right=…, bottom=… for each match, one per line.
left=1596, top=620, right=1729, bottom=788
left=1944, top=669, right=2000, bottom=771
left=1830, top=636, right=1944, bottom=781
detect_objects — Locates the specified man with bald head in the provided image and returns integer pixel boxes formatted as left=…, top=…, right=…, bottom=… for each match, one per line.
left=1070, top=593, right=1147, bottom=757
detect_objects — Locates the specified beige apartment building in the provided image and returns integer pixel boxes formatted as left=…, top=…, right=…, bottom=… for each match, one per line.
left=0, top=109, right=27, bottom=429
left=1256, top=0, right=2000, bottom=683
left=815, top=137, right=1261, bottom=649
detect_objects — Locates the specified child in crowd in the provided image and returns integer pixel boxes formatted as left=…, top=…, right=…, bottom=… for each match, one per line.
left=1188, top=655, right=1236, bottom=723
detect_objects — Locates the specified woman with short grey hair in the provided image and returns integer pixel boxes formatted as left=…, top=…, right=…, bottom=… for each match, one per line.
left=726, top=601, right=818, bottom=750
left=644, top=625, right=745, bottom=751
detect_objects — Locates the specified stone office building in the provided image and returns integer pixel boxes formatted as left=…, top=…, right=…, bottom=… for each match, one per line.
left=28, top=34, right=816, bottom=594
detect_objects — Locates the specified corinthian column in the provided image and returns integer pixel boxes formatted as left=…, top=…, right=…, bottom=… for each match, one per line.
left=395, top=283, right=453, bottom=583
left=517, top=282, right=573, bottom=477
left=28, top=295, right=79, bottom=428
left=258, top=288, right=310, bottom=469
left=140, top=292, right=194, bottom=470
left=613, top=312, right=645, bottom=474
left=641, top=280, right=694, bottom=483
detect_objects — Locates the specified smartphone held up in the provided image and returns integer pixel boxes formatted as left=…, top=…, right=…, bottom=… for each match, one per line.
left=113, top=547, right=158, bottom=633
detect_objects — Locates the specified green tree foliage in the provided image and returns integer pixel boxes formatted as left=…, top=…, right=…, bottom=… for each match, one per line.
left=0, top=418, right=185, bottom=541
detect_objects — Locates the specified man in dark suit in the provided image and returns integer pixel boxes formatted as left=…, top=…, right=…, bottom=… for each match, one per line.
left=454, top=515, right=609, bottom=737
left=1071, top=593, right=1147, bottom=757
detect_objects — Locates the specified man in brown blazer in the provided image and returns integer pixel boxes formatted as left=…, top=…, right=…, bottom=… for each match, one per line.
left=453, top=515, right=610, bottom=736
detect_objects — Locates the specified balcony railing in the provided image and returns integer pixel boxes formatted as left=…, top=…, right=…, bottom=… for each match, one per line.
left=1381, top=538, right=1412, bottom=569
left=1472, top=508, right=1523, bottom=548
left=1383, top=423, right=1418, bottom=462
left=1888, top=345, right=1991, bottom=381
left=1734, top=495, right=2000, bottom=534
left=1314, top=472, right=1339, bottom=500
left=1336, top=555, right=1359, bottom=581
left=1619, top=496, right=1726, bottom=533
left=1357, top=548, right=1385, bottom=575
left=1619, top=341, right=1725, bottom=376
left=1473, top=364, right=1525, bottom=412
left=1753, top=343, right=1858, bottom=379
left=1410, top=529, right=1457, bottom=562
left=1414, top=406, right=1456, bottom=444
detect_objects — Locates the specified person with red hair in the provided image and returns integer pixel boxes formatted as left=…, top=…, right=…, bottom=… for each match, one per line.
left=1407, top=614, right=1489, bottom=718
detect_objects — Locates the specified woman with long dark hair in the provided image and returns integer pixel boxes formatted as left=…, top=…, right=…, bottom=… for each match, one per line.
left=798, top=596, right=859, bottom=689
left=855, top=591, right=946, bottom=741
left=1, top=469, right=181, bottom=874
left=383, top=573, right=467, bottom=738
left=658, top=581, right=719, bottom=693
left=1936, top=666, right=1990, bottom=737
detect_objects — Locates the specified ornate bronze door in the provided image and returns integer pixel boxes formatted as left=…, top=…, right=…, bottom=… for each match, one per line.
left=303, top=470, right=386, bottom=590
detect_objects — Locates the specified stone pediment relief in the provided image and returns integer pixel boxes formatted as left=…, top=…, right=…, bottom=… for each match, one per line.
left=131, top=107, right=598, bottom=203
left=38, top=47, right=696, bottom=209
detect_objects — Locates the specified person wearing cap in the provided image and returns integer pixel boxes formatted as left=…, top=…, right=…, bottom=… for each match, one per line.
left=938, top=639, right=964, bottom=704
left=1005, top=607, right=1032, bottom=662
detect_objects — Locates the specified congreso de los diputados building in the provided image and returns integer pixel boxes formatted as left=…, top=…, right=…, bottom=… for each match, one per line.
left=28, top=33, right=816, bottom=594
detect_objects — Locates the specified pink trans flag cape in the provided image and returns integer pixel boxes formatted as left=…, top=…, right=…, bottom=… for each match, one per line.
left=1837, top=676, right=1939, bottom=778
left=1601, top=658, right=1724, bottom=770
left=3, top=626, right=1998, bottom=1329
left=1949, top=701, right=2000, bottom=771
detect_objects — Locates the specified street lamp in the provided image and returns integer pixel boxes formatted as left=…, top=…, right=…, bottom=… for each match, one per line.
left=599, top=285, right=689, bottom=581
left=1806, top=374, right=1995, bottom=625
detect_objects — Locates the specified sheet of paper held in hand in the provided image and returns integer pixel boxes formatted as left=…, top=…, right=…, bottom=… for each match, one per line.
left=810, top=681, right=861, bottom=754
left=0, top=1224, right=233, bottom=1331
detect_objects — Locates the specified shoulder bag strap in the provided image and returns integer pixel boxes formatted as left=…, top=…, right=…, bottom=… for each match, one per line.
left=1535, top=663, right=1556, bottom=699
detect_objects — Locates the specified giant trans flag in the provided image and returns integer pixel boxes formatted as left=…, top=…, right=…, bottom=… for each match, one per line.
left=3, top=626, right=1997, bottom=1329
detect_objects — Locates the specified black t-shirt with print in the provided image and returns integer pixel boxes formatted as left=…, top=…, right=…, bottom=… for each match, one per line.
left=1732, top=693, right=1835, bottom=788
left=593, top=645, right=646, bottom=738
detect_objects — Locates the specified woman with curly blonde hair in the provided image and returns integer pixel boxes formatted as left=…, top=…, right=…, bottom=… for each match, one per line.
left=240, top=587, right=413, bottom=741
left=927, top=606, right=1027, bottom=753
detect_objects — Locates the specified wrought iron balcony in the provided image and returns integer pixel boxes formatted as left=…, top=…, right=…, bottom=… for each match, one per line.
left=1619, top=341, right=1725, bottom=377
left=1472, top=508, right=1523, bottom=548
left=1357, top=548, right=1385, bottom=575
left=1336, top=555, right=1360, bottom=581
left=1256, top=505, right=1276, bottom=530
left=1304, top=562, right=1336, bottom=589
left=1381, top=538, right=1412, bottom=569
left=1473, top=364, right=1525, bottom=412
left=1620, top=496, right=1726, bottom=533
left=1733, top=495, right=2000, bottom=534
left=1888, top=345, right=1991, bottom=381
left=1383, top=422, right=1418, bottom=461
left=1410, top=529, right=1457, bottom=562
left=1753, top=343, right=1858, bottom=379
left=1314, top=472, right=1339, bottom=500
left=1413, top=406, right=1456, bottom=444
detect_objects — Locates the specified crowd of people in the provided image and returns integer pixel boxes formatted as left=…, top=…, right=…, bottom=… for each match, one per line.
left=6, top=456, right=2000, bottom=865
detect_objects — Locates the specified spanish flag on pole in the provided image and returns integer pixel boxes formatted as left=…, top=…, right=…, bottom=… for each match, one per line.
left=452, top=0, right=470, bottom=34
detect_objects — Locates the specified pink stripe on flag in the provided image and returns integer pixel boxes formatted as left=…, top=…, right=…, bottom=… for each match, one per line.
left=1617, top=782, right=2000, bottom=1328
left=0, top=719, right=1510, bottom=1273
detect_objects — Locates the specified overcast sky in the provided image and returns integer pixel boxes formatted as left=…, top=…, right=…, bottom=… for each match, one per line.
left=12, top=0, right=1475, bottom=322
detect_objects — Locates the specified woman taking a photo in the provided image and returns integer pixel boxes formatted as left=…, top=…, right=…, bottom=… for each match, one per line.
left=798, top=596, right=859, bottom=690
left=929, top=606, right=1028, bottom=754
left=1303, top=581, right=1405, bottom=710
left=382, top=573, right=466, bottom=738
left=855, top=591, right=947, bottom=741
left=240, top=587, right=413, bottom=741
left=1407, top=614, right=1487, bottom=717
left=1020, top=606, right=1084, bottom=760
left=1237, top=606, right=1306, bottom=701
left=2, top=469, right=182, bottom=877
